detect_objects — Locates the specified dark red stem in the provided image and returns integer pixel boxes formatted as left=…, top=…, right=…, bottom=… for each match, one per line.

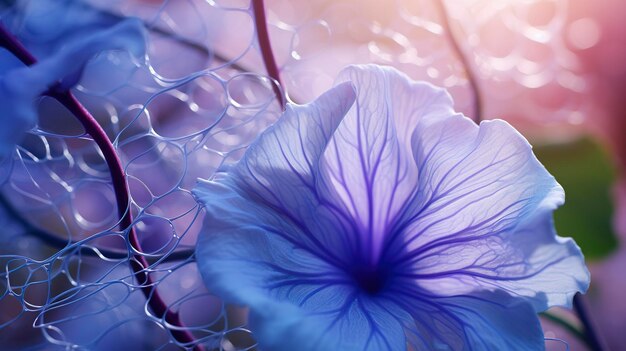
left=252, top=0, right=286, bottom=108
left=0, top=23, right=204, bottom=351
left=0, top=25, right=36, bottom=65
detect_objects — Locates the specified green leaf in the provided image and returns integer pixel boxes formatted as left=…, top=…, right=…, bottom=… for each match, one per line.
left=534, top=137, right=618, bottom=260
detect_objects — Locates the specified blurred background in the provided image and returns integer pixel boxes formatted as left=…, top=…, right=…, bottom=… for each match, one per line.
left=0, top=0, right=624, bottom=350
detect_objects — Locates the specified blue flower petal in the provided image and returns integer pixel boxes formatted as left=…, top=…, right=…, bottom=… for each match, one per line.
left=394, top=117, right=589, bottom=310
left=247, top=284, right=412, bottom=351
left=318, top=65, right=454, bottom=263
left=396, top=289, right=544, bottom=350
left=194, top=178, right=408, bottom=351
left=194, top=177, right=339, bottom=307
left=227, top=82, right=357, bottom=264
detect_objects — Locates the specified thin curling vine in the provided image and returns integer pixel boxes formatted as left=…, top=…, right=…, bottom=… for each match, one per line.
left=0, top=23, right=205, bottom=351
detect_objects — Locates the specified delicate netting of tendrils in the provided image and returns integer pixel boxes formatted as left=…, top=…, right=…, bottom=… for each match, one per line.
left=0, top=0, right=592, bottom=350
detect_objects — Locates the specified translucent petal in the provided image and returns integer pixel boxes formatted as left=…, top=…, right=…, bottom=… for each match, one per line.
left=394, top=289, right=544, bottom=350
left=227, top=82, right=357, bottom=264
left=194, top=179, right=407, bottom=351
left=248, top=286, right=411, bottom=351
left=392, top=118, right=589, bottom=310
left=318, top=65, right=454, bottom=263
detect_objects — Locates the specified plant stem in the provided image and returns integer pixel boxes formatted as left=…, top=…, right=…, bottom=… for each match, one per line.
left=574, top=294, right=606, bottom=351
left=0, top=23, right=204, bottom=351
left=252, top=0, right=286, bottom=108
left=433, top=0, right=482, bottom=123
left=0, top=24, right=36, bottom=65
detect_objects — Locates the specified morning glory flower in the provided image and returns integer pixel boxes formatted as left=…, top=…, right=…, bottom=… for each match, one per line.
left=194, top=64, right=589, bottom=350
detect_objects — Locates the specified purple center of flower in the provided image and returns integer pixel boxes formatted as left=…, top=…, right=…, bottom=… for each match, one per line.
left=350, top=265, right=390, bottom=294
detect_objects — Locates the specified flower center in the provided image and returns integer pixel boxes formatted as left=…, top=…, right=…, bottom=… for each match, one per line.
left=350, top=265, right=390, bottom=295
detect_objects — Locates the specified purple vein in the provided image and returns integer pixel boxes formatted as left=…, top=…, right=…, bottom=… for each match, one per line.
left=252, top=0, right=286, bottom=108
left=0, top=24, right=204, bottom=351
